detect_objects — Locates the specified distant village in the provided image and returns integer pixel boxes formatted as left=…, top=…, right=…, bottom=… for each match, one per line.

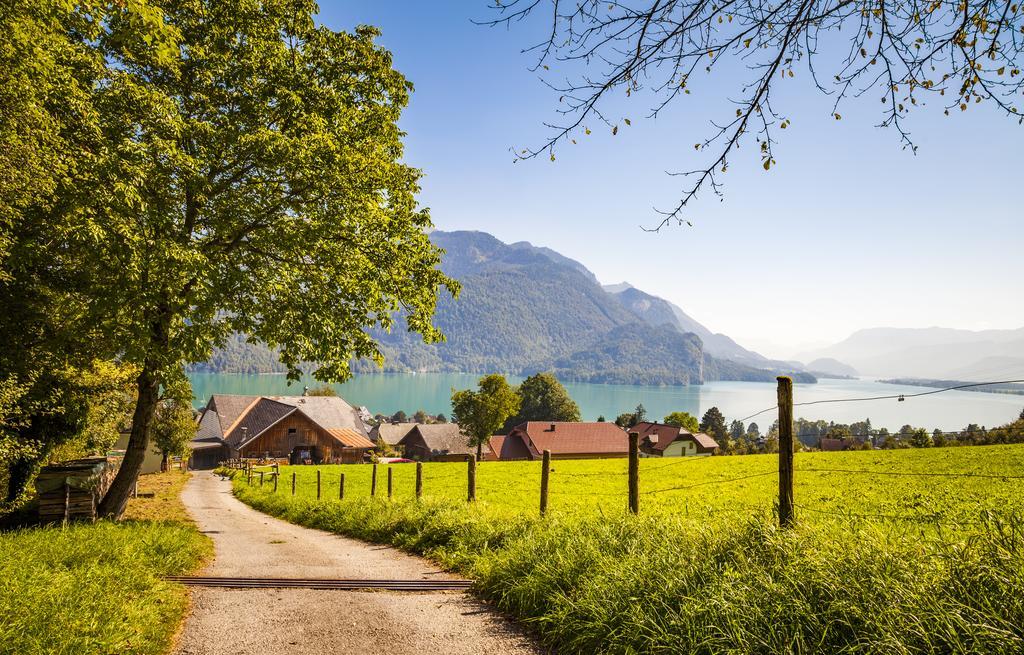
left=186, top=390, right=720, bottom=469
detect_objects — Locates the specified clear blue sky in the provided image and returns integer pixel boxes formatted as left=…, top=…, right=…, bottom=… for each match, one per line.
left=320, top=2, right=1023, bottom=359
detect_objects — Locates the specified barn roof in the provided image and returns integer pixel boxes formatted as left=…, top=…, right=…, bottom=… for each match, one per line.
left=401, top=424, right=473, bottom=455
left=512, top=422, right=628, bottom=456
left=200, top=394, right=372, bottom=450
left=372, top=422, right=419, bottom=446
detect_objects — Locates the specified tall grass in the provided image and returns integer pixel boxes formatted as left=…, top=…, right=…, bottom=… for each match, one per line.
left=0, top=472, right=211, bottom=655
left=230, top=445, right=1024, bottom=653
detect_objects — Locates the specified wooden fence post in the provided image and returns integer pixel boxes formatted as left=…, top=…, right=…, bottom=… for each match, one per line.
left=371, top=463, right=377, bottom=496
left=415, top=462, right=423, bottom=500
left=387, top=467, right=393, bottom=499
left=628, top=431, right=640, bottom=515
left=339, top=473, right=345, bottom=500
left=273, top=470, right=278, bottom=493
left=467, top=454, right=477, bottom=502
left=259, top=471, right=264, bottom=487
left=63, top=482, right=70, bottom=523
left=539, top=450, right=551, bottom=516
left=316, top=469, right=321, bottom=500
left=777, top=376, right=795, bottom=528
left=291, top=471, right=296, bottom=496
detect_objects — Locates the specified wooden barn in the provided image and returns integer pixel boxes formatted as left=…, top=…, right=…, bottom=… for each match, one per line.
left=397, top=424, right=474, bottom=462
left=189, top=394, right=375, bottom=468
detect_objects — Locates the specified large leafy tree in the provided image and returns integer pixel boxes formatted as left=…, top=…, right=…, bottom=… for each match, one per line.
left=34, top=0, right=457, bottom=518
left=503, top=372, right=581, bottom=432
left=451, top=374, right=521, bottom=460
left=0, top=0, right=175, bottom=507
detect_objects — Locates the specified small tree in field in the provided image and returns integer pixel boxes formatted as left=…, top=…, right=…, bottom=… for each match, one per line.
left=451, top=375, right=520, bottom=461
left=151, top=399, right=195, bottom=471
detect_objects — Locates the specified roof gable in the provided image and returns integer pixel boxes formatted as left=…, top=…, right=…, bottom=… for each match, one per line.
left=226, top=398, right=296, bottom=448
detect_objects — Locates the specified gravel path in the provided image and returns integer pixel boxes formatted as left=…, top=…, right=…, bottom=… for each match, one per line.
left=174, top=471, right=542, bottom=655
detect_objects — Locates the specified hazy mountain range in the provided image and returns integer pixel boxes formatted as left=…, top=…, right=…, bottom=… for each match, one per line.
left=796, top=327, right=1024, bottom=380
left=193, top=230, right=813, bottom=385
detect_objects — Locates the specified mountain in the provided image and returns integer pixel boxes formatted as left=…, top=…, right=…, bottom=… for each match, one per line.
left=195, top=230, right=813, bottom=385
left=797, top=327, right=1024, bottom=380
left=603, top=282, right=803, bottom=370
left=806, top=358, right=858, bottom=378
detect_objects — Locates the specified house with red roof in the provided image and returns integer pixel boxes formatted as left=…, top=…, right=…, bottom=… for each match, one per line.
left=632, top=421, right=719, bottom=457
left=190, top=394, right=375, bottom=468
left=499, top=421, right=629, bottom=460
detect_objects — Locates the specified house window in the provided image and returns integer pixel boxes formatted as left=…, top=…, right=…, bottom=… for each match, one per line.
left=288, top=428, right=297, bottom=435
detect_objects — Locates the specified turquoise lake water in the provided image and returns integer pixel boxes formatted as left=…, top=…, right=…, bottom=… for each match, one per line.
left=187, top=372, right=1024, bottom=432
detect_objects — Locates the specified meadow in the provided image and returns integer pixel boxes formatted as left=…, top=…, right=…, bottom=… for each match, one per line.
left=232, top=445, right=1024, bottom=654
left=0, top=472, right=211, bottom=655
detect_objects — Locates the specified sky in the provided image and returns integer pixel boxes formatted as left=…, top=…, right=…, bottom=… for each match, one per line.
left=318, top=2, right=1023, bottom=360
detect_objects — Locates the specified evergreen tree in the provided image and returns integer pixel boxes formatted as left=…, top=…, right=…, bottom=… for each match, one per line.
left=700, top=407, right=728, bottom=442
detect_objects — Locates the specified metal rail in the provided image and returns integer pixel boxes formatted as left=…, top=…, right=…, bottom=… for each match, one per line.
left=164, top=576, right=473, bottom=591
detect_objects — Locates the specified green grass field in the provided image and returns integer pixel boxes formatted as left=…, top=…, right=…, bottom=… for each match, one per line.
left=0, top=472, right=211, bottom=655
left=232, top=445, right=1024, bottom=654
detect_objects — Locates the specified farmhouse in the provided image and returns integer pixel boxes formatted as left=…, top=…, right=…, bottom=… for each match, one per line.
left=189, top=394, right=374, bottom=468
left=397, top=423, right=475, bottom=462
left=369, top=422, right=418, bottom=452
left=499, top=422, right=629, bottom=460
left=633, top=421, right=719, bottom=457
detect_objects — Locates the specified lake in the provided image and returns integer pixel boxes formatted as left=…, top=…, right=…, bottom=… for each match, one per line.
left=187, top=372, right=1024, bottom=432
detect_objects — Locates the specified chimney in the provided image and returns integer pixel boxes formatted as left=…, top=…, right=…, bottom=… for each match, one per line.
left=550, top=423, right=556, bottom=431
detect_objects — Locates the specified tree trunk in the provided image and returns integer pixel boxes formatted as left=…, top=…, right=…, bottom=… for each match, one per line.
left=476, top=441, right=483, bottom=462
left=161, top=451, right=168, bottom=472
left=97, top=362, right=161, bottom=519
left=5, top=455, right=37, bottom=505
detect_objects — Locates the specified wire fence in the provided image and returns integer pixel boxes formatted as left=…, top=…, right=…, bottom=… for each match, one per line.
left=222, top=377, right=1024, bottom=529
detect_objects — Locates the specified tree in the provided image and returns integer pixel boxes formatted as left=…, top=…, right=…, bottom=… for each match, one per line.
left=746, top=422, right=761, bottom=439
left=436, top=413, right=448, bottom=424
left=634, top=404, right=647, bottom=425
left=74, top=1, right=455, bottom=518
left=664, top=411, right=699, bottom=432
left=151, top=399, right=195, bottom=471
left=413, top=409, right=430, bottom=424
left=1, top=0, right=174, bottom=510
left=503, top=372, right=581, bottom=432
left=700, top=407, right=728, bottom=442
left=391, top=411, right=409, bottom=424
left=614, top=413, right=636, bottom=429
left=596, top=415, right=606, bottom=422
left=451, top=374, right=520, bottom=460
left=488, top=1, right=1024, bottom=228
left=729, top=420, right=745, bottom=440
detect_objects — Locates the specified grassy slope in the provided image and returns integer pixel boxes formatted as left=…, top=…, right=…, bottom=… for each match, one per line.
left=231, top=446, right=1024, bottom=654
left=0, top=471, right=211, bottom=655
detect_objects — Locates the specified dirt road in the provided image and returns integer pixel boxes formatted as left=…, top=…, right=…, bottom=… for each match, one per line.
left=174, top=471, right=541, bottom=655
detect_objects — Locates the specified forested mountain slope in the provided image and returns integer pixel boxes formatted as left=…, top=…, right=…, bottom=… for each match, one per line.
left=194, top=230, right=813, bottom=385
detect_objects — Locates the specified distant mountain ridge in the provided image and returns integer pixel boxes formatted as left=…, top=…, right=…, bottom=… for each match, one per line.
left=193, top=230, right=814, bottom=385
left=798, top=326, right=1024, bottom=380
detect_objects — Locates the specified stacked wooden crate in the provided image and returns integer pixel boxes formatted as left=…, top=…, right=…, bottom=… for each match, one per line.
left=35, top=456, right=121, bottom=523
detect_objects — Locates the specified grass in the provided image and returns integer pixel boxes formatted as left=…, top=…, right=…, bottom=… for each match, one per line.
left=0, top=470, right=211, bottom=655
left=230, top=445, right=1024, bottom=654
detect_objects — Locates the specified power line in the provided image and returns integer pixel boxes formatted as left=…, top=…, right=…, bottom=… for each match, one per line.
left=736, top=379, right=1024, bottom=424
